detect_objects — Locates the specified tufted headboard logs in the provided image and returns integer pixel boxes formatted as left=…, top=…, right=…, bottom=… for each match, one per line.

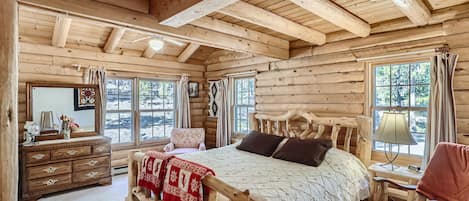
left=249, top=110, right=372, bottom=165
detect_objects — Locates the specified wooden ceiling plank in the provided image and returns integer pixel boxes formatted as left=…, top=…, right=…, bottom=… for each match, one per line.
left=191, top=16, right=289, bottom=50
left=391, top=0, right=431, bottom=26
left=218, top=1, right=326, bottom=45
left=51, top=15, right=72, bottom=47
left=150, top=0, right=239, bottom=28
left=18, top=0, right=289, bottom=59
left=103, top=27, right=126, bottom=53
left=289, top=0, right=370, bottom=37
left=177, top=43, right=201, bottom=62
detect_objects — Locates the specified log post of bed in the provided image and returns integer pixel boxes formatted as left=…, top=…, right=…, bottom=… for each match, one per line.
left=126, top=150, right=251, bottom=201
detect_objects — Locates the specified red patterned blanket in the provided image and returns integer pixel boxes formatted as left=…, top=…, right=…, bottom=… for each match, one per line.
left=163, top=157, right=215, bottom=201
left=138, top=151, right=174, bottom=195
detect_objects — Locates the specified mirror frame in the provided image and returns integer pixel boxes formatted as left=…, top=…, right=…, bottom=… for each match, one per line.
left=26, top=82, right=102, bottom=139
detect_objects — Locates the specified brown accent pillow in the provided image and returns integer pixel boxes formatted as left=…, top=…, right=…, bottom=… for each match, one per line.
left=236, top=131, right=285, bottom=157
left=273, top=138, right=333, bottom=167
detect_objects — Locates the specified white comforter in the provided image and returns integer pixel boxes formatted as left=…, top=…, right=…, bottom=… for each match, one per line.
left=178, top=144, right=370, bottom=201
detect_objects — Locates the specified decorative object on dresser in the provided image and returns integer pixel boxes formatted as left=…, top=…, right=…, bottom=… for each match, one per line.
left=374, top=112, right=417, bottom=170
left=20, top=136, right=112, bottom=201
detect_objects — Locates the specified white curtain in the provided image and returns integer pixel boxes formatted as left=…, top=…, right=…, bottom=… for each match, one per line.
left=177, top=75, right=191, bottom=128
left=84, top=68, right=106, bottom=134
left=216, top=78, right=233, bottom=147
left=423, top=53, right=458, bottom=168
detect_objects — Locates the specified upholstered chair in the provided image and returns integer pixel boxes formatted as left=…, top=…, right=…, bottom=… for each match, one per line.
left=164, top=128, right=206, bottom=155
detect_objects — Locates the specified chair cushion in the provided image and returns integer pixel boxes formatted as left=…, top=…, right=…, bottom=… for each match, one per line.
left=273, top=138, right=332, bottom=167
left=236, top=130, right=285, bottom=157
left=171, top=128, right=205, bottom=148
left=165, top=148, right=200, bottom=156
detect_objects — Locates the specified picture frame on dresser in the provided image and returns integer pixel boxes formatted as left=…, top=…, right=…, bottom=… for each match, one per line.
left=21, top=82, right=111, bottom=201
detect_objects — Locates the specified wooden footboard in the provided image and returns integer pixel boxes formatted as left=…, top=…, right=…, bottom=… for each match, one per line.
left=125, top=150, right=251, bottom=201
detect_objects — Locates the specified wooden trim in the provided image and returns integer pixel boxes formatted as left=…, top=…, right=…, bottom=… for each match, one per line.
left=26, top=82, right=102, bottom=137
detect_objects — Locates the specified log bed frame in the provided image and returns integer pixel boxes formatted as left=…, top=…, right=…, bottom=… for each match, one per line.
left=126, top=110, right=372, bottom=201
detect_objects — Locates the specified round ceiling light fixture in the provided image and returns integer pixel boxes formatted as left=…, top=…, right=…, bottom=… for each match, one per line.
left=149, top=38, right=164, bottom=51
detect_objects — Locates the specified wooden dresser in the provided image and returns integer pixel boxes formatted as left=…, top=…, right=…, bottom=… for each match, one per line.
left=20, top=136, right=112, bottom=201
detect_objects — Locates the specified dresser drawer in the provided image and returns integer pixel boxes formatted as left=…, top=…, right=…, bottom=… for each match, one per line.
left=27, top=162, right=72, bottom=180
left=28, top=174, right=72, bottom=192
left=73, top=156, right=110, bottom=172
left=26, top=151, right=50, bottom=164
left=72, top=167, right=109, bottom=183
left=93, top=144, right=110, bottom=154
left=51, top=146, right=91, bottom=160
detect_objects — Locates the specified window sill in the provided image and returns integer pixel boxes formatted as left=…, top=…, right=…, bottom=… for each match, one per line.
left=111, top=139, right=170, bottom=151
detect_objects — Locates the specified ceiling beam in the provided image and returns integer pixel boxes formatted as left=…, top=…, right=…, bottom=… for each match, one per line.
left=19, top=0, right=289, bottom=59
left=177, top=43, right=200, bottom=62
left=289, top=0, right=370, bottom=37
left=150, top=0, right=238, bottom=28
left=51, top=15, right=72, bottom=47
left=103, top=27, right=126, bottom=53
left=391, top=0, right=431, bottom=26
left=218, top=1, right=326, bottom=45
left=142, top=46, right=157, bottom=58
left=191, top=16, right=289, bottom=50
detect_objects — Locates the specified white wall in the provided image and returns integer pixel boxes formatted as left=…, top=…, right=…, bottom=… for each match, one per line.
left=32, top=87, right=95, bottom=131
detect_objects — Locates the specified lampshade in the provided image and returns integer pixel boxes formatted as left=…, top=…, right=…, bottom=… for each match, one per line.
left=374, top=112, right=417, bottom=145
left=149, top=38, right=164, bottom=51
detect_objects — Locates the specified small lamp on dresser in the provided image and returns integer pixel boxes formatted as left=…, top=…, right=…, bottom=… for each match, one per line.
left=374, top=112, right=417, bottom=171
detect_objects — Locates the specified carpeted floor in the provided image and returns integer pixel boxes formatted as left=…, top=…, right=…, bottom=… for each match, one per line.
left=39, top=174, right=128, bottom=201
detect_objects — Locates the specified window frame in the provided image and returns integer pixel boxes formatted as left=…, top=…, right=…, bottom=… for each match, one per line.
left=232, top=76, right=256, bottom=135
left=104, top=76, right=176, bottom=150
left=370, top=58, right=431, bottom=157
left=137, top=79, right=177, bottom=145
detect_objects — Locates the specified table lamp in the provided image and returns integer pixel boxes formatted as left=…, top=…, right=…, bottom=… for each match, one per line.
left=374, top=112, right=417, bottom=171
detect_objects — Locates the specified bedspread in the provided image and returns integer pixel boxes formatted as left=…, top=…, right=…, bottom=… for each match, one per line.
left=178, top=144, right=370, bottom=201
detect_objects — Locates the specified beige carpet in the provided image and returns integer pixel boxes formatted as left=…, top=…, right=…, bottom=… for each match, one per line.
left=39, top=174, right=128, bottom=201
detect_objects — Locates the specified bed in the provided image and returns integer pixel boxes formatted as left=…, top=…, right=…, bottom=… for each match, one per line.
left=126, top=110, right=372, bottom=201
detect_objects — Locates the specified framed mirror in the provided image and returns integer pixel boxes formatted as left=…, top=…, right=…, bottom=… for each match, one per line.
left=26, top=82, right=101, bottom=140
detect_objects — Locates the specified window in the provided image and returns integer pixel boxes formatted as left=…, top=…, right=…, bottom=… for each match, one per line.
left=139, top=80, right=176, bottom=141
left=233, top=77, right=255, bottom=134
left=105, top=79, right=134, bottom=144
left=105, top=78, right=176, bottom=145
left=372, top=61, right=431, bottom=156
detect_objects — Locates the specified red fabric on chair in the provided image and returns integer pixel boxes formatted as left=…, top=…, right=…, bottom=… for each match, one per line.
left=416, top=142, right=469, bottom=201
left=138, top=151, right=174, bottom=195
left=163, top=157, right=215, bottom=201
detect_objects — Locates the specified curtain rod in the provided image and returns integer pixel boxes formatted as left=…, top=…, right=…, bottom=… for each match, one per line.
left=356, top=45, right=449, bottom=62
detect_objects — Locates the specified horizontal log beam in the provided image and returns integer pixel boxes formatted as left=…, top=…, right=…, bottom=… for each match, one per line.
left=18, top=0, right=289, bottom=59
left=391, top=0, right=431, bottom=26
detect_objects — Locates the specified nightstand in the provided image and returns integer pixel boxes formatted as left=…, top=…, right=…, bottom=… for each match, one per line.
left=368, top=163, right=423, bottom=201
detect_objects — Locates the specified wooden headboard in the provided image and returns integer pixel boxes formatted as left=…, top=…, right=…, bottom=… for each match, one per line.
left=248, top=110, right=372, bottom=165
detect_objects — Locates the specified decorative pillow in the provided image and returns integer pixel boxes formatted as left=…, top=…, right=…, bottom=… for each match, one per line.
left=236, top=131, right=285, bottom=156
left=273, top=138, right=333, bottom=167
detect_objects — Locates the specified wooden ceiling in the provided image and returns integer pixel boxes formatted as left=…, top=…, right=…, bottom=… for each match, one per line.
left=18, top=0, right=469, bottom=62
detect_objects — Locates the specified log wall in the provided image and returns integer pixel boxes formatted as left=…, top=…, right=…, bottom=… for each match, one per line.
left=205, top=17, right=469, bottom=150
left=17, top=42, right=207, bottom=167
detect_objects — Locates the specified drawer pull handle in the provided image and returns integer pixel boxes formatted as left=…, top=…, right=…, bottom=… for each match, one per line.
left=86, top=172, right=98, bottom=178
left=43, top=166, right=58, bottom=173
left=66, top=150, right=78, bottom=155
left=43, top=179, right=58, bottom=186
left=87, top=160, right=98, bottom=166
left=32, top=154, right=45, bottom=160
left=96, top=146, right=106, bottom=152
